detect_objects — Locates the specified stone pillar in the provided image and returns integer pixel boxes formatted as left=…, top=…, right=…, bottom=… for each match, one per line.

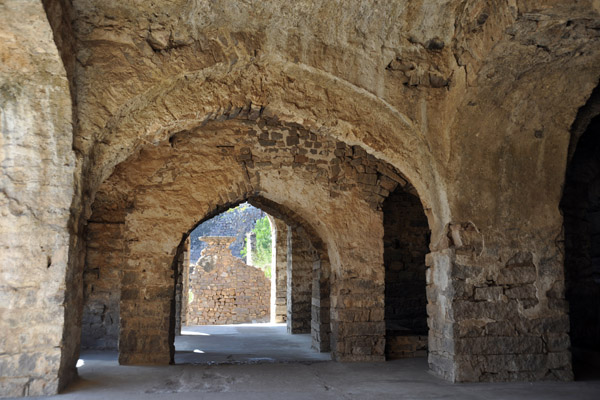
left=81, top=221, right=124, bottom=350
left=425, top=248, right=457, bottom=379
left=330, top=272, right=386, bottom=362
left=427, top=223, right=573, bottom=382
left=269, top=216, right=277, bottom=323
left=286, top=226, right=313, bottom=333
left=328, top=211, right=386, bottom=362
left=312, top=257, right=331, bottom=352
left=118, top=229, right=175, bottom=365
left=273, top=218, right=288, bottom=323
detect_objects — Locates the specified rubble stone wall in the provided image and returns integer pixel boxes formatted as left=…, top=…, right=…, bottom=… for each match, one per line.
left=186, top=237, right=270, bottom=325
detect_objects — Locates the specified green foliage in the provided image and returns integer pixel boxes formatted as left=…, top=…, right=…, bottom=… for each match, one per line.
left=241, top=238, right=247, bottom=258
left=242, top=216, right=272, bottom=278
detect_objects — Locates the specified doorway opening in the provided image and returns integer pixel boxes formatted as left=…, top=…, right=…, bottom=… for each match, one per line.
left=383, top=185, right=430, bottom=360
left=172, top=202, right=330, bottom=364
left=561, top=92, right=600, bottom=379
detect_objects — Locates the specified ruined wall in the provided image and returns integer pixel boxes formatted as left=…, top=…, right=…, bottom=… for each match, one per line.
left=383, top=188, right=430, bottom=358
left=386, top=335, right=428, bottom=360
left=189, top=204, right=265, bottom=264
left=186, top=237, right=270, bottom=325
left=2, top=0, right=597, bottom=395
left=0, top=0, right=75, bottom=396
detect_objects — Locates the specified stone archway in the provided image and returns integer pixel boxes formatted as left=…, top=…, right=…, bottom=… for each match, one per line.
left=82, top=113, right=421, bottom=364
left=86, top=59, right=449, bottom=239
left=63, top=24, right=454, bottom=382
left=166, top=199, right=332, bottom=359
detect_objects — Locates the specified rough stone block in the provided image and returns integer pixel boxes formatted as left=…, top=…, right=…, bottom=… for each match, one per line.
left=474, top=286, right=504, bottom=301
left=455, top=336, right=543, bottom=355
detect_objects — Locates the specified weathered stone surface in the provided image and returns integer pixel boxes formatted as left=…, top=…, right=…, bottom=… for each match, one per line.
left=286, top=227, right=313, bottom=334
left=4, top=0, right=600, bottom=396
left=0, top=0, right=76, bottom=396
left=81, top=222, right=123, bottom=350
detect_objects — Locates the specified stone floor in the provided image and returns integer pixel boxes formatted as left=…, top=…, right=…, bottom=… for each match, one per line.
left=175, top=323, right=330, bottom=364
left=15, top=324, right=600, bottom=399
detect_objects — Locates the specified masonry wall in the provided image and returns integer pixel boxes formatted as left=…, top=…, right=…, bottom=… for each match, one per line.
left=383, top=188, right=430, bottom=358
left=287, top=227, right=313, bottom=334
left=3, top=2, right=600, bottom=396
left=186, top=237, right=270, bottom=325
left=81, top=222, right=123, bottom=349
left=103, top=114, right=407, bottom=366
left=312, top=257, right=331, bottom=352
left=0, top=0, right=75, bottom=396
left=426, top=225, right=573, bottom=382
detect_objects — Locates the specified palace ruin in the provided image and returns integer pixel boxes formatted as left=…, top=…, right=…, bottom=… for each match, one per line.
left=1, top=0, right=599, bottom=397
